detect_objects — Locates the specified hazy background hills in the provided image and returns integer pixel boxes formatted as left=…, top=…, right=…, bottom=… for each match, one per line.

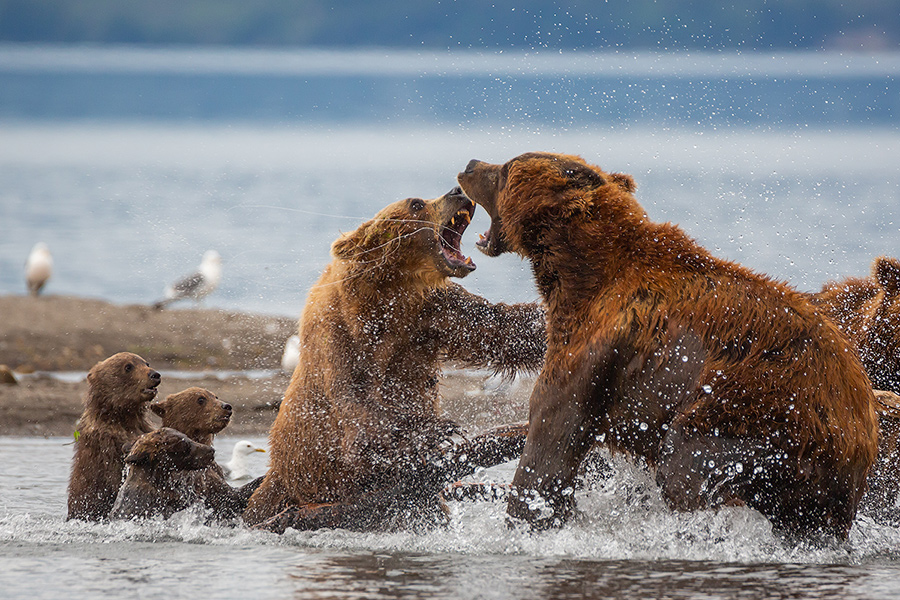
left=1, top=0, right=896, bottom=51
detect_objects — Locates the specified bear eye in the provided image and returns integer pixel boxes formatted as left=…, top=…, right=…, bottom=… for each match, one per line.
left=124, top=363, right=134, bottom=373
left=409, top=199, right=425, bottom=212
left=197, top=396, right=206, bottom=406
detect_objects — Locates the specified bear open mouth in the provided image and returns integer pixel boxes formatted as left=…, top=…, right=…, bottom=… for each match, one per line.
left=439, top=200, right=477, bottom=271
left=474, top=216, right=507, bottom=257
left=143, top=378, right=161, bottom=399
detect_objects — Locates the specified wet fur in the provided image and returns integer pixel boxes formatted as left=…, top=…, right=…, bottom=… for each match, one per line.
left=244, top=190, right=546, bottom=530
left=151, top=387, right=262, bottom=520
left=813, top=256, right=900, bottom=395
left=458, top=152, right=878, bottom=540
left=67, top=352, right=160, bottom=521
left=109, top=428, right=215, bottom=520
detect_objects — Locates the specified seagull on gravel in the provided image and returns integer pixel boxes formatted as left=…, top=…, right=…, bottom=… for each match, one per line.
left=221, top=440, right=266, bottom=481
left=153, top=250, right=222, bottom=309
left=25, top=242, right=53, bottom=296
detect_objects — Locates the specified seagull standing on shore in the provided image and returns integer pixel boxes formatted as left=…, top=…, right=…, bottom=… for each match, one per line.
left=25, top=242, right=53, bottom=296
left=153, top=250, right=222, bottom=309
left=221, top=440, right=266, bottom=481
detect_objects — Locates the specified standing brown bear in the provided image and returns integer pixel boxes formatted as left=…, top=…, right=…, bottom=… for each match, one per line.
left=243, top=188, right=546, bottom=531
left=151, top=387, right=261, bottom=520
left=67, top=352, right=161, bottom=521
left=458, top=152, right=878, bottom=541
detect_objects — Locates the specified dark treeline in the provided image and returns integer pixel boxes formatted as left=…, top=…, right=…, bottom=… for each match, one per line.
left=0, top=0, right=897, bottom=51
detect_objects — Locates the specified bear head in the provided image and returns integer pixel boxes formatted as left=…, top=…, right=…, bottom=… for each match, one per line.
left=86, top=352, right=161, bottom=412
left=124, top=427, right=215, bottom=472
left=151, top=387, right=232, bottom=443
left=457, top=152, right=638, bottom=257
left=330, top=187, right=477, bottom=284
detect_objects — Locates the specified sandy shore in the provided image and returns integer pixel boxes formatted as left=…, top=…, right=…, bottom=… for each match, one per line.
left=0, top=295, right=531, bottom=437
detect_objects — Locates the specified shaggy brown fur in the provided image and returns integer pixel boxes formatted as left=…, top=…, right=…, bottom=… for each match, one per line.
left=244, top=188, right=546, bottom=531
left=67, top=352, right=161, bottom=521
left=151, top=387, right=261, bottom=520
left=860, top=390, right=900, bottom=520
left=812, top=257, right=900, bottom=520
left=109, top=427, right=215, bottom=520
left=813, top=256, right=900, bottom=395
left=458, top=152, right=878, bottom=540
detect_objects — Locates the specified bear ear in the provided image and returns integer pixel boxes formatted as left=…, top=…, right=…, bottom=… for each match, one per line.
left=610, top=172, right=637, bottom=193
left=331, top=223, right=369, bottom=260
left=561, top=162, right=606, bottom=190
left=331, top=220, right=393, bottom=261
left=874, top=256, right=900, bottom=297
left=125, top=448, right=152, bottom=466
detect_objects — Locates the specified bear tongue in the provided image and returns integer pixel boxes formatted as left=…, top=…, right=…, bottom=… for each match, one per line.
left=441, top=243, right=476, bottom=271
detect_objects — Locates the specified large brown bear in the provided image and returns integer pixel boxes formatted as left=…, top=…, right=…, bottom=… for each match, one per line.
left=812, top=257, right=900, bottom=519
left=67, top=352, right=161, bottom=521
left=243, top=188, right=546, bottom=531
left=458, top=152, right=878, bottom=540
left=109, top=427, right=215, bottom=520
left=151, top=387, right=261, bottom=520
left=813, top=256, right=900, bottom=395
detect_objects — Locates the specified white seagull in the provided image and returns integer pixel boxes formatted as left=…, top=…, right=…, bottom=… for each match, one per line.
left=25, top=242, right=53, bottom=296
left=221, top=440, right=266, bottom=481
left=154, top=250, right=222, bottom=309
left=281, top=335, right=300, bottom=375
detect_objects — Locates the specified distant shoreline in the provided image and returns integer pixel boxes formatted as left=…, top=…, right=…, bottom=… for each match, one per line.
left=0, top=294, right=531, bottom=436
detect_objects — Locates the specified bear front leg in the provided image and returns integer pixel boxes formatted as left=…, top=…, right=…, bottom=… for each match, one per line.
left=441, top=422, right=529, bottom=481
left=508, top=374, right=597, bottom=529
left=428, top=283, right=546, bottom=374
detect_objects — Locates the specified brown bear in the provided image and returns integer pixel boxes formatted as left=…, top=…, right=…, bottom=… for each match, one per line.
left=109, top=427, right=216, bottom=520
left=812, top=257, right=900, bottom=520
left=151, top=387, right=262, bottom=520
left=67, top=352, right=161, bottom=521
left=458, top=152, right=878, bottom=541
left=151, top=387, right=233, bottom=445
left=243, top=187, right=546, bottom=532
left=813, top=256, right=900, bottom=395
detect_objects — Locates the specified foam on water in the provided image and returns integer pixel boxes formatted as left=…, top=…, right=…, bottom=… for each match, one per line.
left=5, top=445, right=900, bottom=567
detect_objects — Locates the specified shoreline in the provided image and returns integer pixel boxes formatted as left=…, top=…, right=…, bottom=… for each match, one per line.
left=0, top=294, right=531, bottom=437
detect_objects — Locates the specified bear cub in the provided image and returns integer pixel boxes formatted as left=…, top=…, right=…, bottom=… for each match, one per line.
left=151, top=387, right=262, bottom=520
left=67, top=352, right=160, bottom=521
left=109, top=427, right=215, bottom=520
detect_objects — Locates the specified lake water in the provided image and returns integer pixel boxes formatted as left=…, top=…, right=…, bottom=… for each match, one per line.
left=6, top=435, right=900, bottom=600
left=2, top=46, right=900, bottom=598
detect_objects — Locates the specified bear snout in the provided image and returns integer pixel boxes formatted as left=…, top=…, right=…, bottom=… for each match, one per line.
left=222, top=403, right=233, bottom=413
left=448, top=186, right=465, bottom=197
left=149, top=371, right=161, bottom=383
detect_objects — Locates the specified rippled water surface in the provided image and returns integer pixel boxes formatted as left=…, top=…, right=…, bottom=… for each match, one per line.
left=5, top=436, right=900, bottom=599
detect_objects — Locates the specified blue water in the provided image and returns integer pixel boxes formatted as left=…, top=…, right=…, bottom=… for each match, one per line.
left=3, top=46, right=900, bottom=598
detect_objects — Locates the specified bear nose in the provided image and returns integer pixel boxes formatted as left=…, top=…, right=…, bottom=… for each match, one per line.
left=448, top=186, right=464, bottom=197
left=222, top=403, right=233, bottom=412
left=464, top=159, right=483, bottom=174
left=149, top=371, right=161, bottom=382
